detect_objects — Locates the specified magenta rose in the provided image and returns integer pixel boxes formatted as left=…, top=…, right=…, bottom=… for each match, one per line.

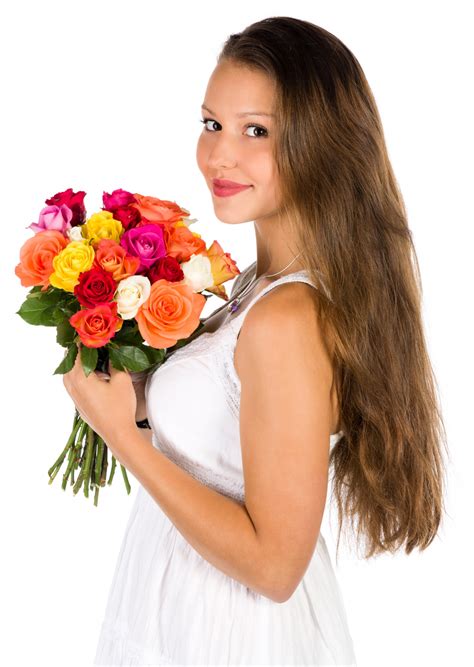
left=73, top=267, right=117, bottom=308
left=27, top=204, right=73, bottom=235
left=148, top=255, right=184, bottom=284
left=45, top=188, right=86, bottom=226
left=120, top=223, right=167, bottom=272
left=102, top=188, right=137, bottom=211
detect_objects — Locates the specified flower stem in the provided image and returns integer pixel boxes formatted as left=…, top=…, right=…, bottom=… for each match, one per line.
left=48, top=415, right=82, bottom=483
left=108, top=454, right=117, bottom=485
left=120, top=464, right=131, bottom=495
left=82, top=425, right=95, bottom=498
left=62, top=419, right=87, bottom=490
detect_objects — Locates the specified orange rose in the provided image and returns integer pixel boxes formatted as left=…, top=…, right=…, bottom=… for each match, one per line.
left=166, top=224, right=206, bottom=263
left=131, top=194, right=191, bottom=225
left=207, top=240, right=240, bottom=283
left=135, top=279, right=206, bottom=348
left=14, top=230, right=69, bottom=291
left=69, top=302, right=123, bottom=348
left=93, top=238, right=140, bottom=281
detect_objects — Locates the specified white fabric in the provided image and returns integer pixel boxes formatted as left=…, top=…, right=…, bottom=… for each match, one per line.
left=93, top=267, right=357, bottom=666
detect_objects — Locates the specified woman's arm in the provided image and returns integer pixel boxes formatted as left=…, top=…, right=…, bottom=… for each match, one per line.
left=107, top=427, right=276, bottom=600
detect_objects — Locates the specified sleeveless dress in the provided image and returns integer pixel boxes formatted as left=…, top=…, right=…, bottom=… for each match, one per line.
left=93, top=264, right=357, bottom=666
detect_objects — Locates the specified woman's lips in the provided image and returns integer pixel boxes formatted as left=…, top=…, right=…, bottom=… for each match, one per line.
left=212, top=181, right=252, bottom=197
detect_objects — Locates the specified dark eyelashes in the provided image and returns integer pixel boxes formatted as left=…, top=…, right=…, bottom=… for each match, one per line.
left=200, top=117, right=268, bottom=138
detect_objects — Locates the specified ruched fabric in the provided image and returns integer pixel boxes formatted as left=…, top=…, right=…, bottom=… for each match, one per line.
left=93, top=266, right=357, bottom=666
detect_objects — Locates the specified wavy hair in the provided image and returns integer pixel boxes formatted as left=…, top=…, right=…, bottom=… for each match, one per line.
left=218, top=16, right=448, bottom=559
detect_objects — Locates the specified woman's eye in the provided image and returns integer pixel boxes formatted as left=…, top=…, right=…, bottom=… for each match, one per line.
left=200, top=118, right=219, bottom=132
left=200, top=118, right=268, bottom=138
left=244, top=124, right=268, bottom=138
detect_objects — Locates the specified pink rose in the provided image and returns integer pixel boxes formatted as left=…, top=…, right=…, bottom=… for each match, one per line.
left=45, top=188, right=86, bottom=226
left=27, top=204, right=73, bottom=235
left=102, top=188, right=137, bottom=211
left=120, top=223, right=167, bottom=273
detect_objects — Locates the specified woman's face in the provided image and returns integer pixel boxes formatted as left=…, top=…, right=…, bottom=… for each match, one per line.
left=196, top=60, right=280, bottom=225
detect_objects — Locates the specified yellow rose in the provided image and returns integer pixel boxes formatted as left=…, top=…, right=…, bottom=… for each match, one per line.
left=49, top=241, right=95, bottom=292
left=81, top=210, right=123, bottom=247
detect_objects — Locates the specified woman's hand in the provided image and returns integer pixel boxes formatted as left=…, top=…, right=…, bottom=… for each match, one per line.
left=62, top=344, right=138, bottom=449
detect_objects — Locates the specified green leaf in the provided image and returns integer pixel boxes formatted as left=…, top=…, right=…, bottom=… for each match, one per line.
left=108, top=347, right=126, bottom=371
left=80, top=345, right=98, bottom=377
left=108, top=345, right=151, bottom=372
left=53, top=343, right=78, bottom=375
left=56, top=320, right=76, bottom=347
left=111, top=321, right=142, bottom=346
left=142, top=344, right=166, bottom=365
left=16, top=297, right=57, bottom=325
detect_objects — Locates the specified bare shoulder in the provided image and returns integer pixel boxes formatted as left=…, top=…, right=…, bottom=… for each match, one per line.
left=234, top=280, right=332, bottom=386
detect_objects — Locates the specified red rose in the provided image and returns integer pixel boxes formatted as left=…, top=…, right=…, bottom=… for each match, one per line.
left=45, top=188, right=86, bottom=227
left=74, top=267, right=117, bottom=308
left=148, top=256, right=184, bottom=284
left=110, top=205, right=142, bottom=230
left=69, top=302, right=123, bottom=348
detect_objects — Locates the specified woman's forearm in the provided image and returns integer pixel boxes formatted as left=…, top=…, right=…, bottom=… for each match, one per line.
left=110, top=426, right=281, bottom=602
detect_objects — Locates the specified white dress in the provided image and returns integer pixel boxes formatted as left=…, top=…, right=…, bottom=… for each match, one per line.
left=93, top=265, right=357, bottom=666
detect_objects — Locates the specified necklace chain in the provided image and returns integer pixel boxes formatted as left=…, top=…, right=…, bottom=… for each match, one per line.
left=227, top=252, right=303, bottom=314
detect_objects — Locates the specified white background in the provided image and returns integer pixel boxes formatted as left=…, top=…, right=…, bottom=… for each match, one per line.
left=1, top=1, right=472, bottom=665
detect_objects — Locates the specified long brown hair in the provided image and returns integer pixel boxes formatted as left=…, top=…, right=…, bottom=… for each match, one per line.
left=218, top=17, right=448, bottom=559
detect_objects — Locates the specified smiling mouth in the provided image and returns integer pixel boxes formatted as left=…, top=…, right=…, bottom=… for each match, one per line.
left=212, top=182, right=253, bottom=198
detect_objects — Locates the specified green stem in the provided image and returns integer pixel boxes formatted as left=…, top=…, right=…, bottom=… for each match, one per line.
left=107, top=454, right=117, bottom=485
left=82, top=426, right=95, bottom=498
left=47, top=415, right=83, bottom=482
left=94, top=437, right=105, bottom=488
left=120, top=464, right=131, bottom=494
left=62, top=419, right=87, bottom=490
left=100, top=443, right=108, bottom=487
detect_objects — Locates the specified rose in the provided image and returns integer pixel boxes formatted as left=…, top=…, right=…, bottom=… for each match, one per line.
left=67, top=225, right=84, bottom=242
left=147, top=255, right=184, bottom=284
left=14, top=229, right=69, bottom=291
left=93, top=238, right=140, bottom=281
left=102, top=188, right=137, bottom=211
left=205, top=239, right=241, bottom=297
left=69, top=301, right=123, bottom=348
left=27, top=204, right=73, bottom=236
left=179, top=253, right=214, bottom=292
left=48, top=241, right=95, bottom=292
left=135, top=279, right=206, bottom=348
left=114, top=275, right=151, bottom=319
left=74, top=267, right=117, bottom=308
left=166, top=223, right=207, bottom=263
left=119, top=223, right=166, bottom=273
left=109, top=205, right=141, bottom=231
left=45, top=188, right=86, bottom=227
left=130, top=194, right=191, bottom=225
left=81, top=210, right=123, bottom=247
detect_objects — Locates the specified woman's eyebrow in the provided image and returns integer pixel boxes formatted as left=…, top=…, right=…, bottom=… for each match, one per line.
left=201, top=104, right=274, bottom=118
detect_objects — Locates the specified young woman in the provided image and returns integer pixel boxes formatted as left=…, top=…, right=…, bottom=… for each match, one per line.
left=64, top=16, right=447, bottom=666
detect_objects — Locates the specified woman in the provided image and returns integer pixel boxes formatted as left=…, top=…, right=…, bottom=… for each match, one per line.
left=64, top=16, right=447, bottom=666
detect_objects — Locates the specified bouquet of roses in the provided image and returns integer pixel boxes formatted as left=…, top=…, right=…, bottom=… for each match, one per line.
left=15, top=187, right=240, bottom=506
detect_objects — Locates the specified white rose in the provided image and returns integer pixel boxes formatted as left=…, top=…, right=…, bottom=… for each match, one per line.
left=115, top=275, right=151, bottom=320
left=180, top=253, right=214, bottom=292
left=67, top=225, right=84, bottom=241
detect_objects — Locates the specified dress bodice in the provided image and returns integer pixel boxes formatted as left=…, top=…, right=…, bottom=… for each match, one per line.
left=145, top=264, right=344, bottom=504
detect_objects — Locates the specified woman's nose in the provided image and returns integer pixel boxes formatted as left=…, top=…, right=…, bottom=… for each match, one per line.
left=205, top=135, right=238, bottom=170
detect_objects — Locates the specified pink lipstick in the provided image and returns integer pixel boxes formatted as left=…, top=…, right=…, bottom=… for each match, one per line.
left=212, top=178, right=252, bottom=198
